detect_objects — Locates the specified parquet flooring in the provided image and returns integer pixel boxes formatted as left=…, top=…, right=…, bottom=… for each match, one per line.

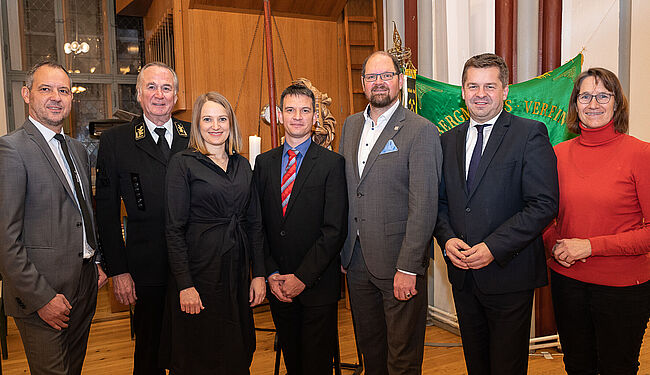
left=0, top=285, right=647, bottom=374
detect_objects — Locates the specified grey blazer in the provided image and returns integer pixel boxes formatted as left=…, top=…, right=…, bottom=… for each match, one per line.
left=339, top=105, right=442, bottom=278
left=0, top=120, right=98, bottom=317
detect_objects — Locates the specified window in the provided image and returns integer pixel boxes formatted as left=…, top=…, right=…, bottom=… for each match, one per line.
left=1, top=0, right=144, bottom=165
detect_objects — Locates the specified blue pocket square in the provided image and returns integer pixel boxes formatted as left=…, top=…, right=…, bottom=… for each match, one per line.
left=380, top=139, right=398, bottom=154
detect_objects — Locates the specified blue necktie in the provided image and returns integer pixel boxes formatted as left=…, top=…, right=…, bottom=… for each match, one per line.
left=466, top=124, right=491, bottom=191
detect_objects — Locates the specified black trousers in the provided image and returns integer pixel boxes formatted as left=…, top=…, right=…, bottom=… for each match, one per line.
left=346, top=239, right=427, bottom=375
left=452, top=271, right=534, bottom=375
left=133, top=285, right=166, bottom=375
left=15, top=260, right=98, bottom=375
left=269, top=294, right=338, bottom=375
left=551, top=270, right=650, bottom=375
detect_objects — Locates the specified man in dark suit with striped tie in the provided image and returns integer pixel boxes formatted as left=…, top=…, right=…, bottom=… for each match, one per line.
left=253, top=83, right=348, bottom=375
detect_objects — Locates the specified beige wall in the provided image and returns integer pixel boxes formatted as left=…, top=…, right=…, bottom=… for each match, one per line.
left=629, top=0, right=650, bottom=141
left=562, top=0, right=649, bottom=142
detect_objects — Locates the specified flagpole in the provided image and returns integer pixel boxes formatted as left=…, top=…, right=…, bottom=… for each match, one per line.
left=263, top=0, right=279, bottom=148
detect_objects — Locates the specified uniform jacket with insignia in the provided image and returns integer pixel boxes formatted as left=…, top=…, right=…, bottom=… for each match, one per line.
left=95, top=116, right=190, bottom=287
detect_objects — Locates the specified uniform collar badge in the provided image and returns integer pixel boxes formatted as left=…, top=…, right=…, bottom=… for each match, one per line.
left=134, top=122, right=146, bottom=140
left=174, top=122, right=188, bottom=138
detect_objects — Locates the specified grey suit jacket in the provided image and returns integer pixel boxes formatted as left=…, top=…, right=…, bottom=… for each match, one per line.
left=0, top=120, right=98, bottom=317
left=339, top=105, right=442, bottom=279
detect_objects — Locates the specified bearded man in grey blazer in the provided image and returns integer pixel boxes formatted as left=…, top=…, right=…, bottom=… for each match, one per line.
left=339, top=51, right=442, bottom=375
left=0, top=61, right=107, bottom=375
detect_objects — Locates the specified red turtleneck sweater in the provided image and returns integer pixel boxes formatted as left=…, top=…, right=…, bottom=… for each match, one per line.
left=544, top=121, right=650, bottom=286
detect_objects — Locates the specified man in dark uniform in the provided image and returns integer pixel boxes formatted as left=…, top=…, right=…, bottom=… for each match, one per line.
left=95, top=62, right=190, bottom=375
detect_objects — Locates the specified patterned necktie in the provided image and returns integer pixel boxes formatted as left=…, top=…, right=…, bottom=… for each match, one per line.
left=154, top=127, right=171, bottom=161
left=281, top=149, right=298, bottom=216
left=53, top=134, right=94, bottom=251
left=466, top=124, right=492, bottom=191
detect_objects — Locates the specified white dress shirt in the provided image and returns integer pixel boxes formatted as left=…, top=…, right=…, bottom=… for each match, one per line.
left=357, top=100, right=401, bottom=176
left=31, top=116, right=94, bottom=258
left=464, top=110, right=503, bottom=178
left=144, top=116, right=173, bottom=145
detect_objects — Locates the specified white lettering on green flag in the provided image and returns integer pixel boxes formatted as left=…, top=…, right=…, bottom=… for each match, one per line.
left=415, top=54, right=583, bottom=145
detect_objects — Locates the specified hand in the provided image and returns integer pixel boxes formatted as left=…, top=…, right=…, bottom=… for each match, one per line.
left=179, top=287, right=204, bottom=314
left=97, top=264, right=108, bottom=289
left=444, top=238, right=471, bottom=269
left=37, top=294, right=72, bottom=330
left=268, top=273, right=292, bottom=303
left=276, top=274, right=306, bottom=299
left=340, top=265, right=347, bottom=274
left=112, top=273, right=137, bottom=305
left=554, top=256, right=575, bottom=268
left=553, top=238, right=591, bottom=264
left=249, top=277, right=266, bottom=307
left=463, top=242, right=494, bottom=269
left=393, top=271, right=417, bottom=301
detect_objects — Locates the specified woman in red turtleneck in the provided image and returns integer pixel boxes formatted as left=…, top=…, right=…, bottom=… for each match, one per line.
left=544, top=67, right=650, bottom=374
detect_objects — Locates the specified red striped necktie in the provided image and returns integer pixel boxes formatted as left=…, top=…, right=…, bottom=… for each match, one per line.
left=281, top=149, right=297, bottom=215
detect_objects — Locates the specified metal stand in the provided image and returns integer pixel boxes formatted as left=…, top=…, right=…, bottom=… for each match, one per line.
left=338, top=302, right=363, bottom=374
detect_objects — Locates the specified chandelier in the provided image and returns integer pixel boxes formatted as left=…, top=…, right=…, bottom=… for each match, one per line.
left=63, top=0, right=89, bottom=55
left=64, top=41, right=89, bottom=55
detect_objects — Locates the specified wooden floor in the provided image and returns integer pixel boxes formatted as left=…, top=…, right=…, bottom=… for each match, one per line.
left=1, top=285, right=648, bottom=374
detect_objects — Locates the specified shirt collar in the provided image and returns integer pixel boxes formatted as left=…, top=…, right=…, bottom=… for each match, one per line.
left=363, top=100, right=401, bottom=125
left=283, top=137, right=311, bottom=157
left=469, top=110, right=503, bottom=128
left=143, top=115, right=173, bottom=136
left=30, top=116, right=65, bottom=142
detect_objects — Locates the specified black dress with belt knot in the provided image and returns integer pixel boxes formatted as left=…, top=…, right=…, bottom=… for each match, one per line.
left=164, top=149, right=264, bottom=375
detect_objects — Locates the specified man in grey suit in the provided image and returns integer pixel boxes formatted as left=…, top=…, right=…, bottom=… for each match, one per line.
left=0, top=61, right=107, bottom=375
left=339, top=51, right=442, bottom=375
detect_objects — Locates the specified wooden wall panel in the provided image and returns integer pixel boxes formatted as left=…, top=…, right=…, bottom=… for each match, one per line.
left=189, top=0, right=348, bottom=21
left=178, top=8, right=349, bottom=157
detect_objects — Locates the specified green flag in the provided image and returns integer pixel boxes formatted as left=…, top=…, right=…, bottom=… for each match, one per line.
left=415, top=54, right=583, bottom=145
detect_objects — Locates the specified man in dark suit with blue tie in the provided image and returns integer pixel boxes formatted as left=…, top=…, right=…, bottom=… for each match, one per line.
left=434, top=53, right=559, bottom=374
left=253, top=83, right=348, bottom=375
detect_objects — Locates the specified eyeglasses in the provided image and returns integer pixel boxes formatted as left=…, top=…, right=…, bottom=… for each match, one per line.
left=577, top=92, right=614, bottom=105
left=363, top=71, right=399, bottom=82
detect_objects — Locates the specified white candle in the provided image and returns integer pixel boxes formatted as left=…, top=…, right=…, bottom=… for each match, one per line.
left=249, top=135, right=261, bottom=169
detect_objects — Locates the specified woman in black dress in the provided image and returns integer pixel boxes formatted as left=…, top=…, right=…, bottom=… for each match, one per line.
left=165, top=92, right=266, bottom=374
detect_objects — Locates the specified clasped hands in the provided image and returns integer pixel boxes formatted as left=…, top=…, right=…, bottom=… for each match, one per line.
left=267, top=273, right=306, bottom=303
left=551, top=238, right=591, bottom=267
left=444, top=238, right=494, bottom=270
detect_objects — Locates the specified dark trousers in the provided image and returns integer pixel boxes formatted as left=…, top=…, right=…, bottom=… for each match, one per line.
left=133, top=285, right=166, bottom=375
left=269, top=295, right=338, bottom=375
left=346, top=239, right=427, bottom=375
left=452, top=271, right=534, bottom=375
left=551, top=270, right=650, bottom=375
left=15, top=260, right=98, bottom=375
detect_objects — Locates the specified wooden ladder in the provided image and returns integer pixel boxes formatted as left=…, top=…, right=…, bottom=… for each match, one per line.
left=344, top=0, right=381, bottom=115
